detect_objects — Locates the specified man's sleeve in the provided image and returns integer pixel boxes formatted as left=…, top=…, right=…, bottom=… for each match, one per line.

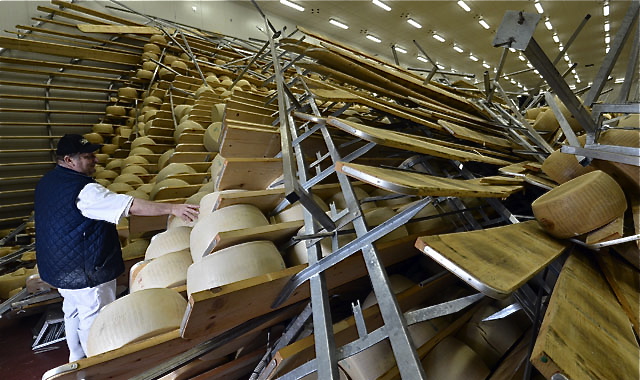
left=77, top=183, right=134, bottom=224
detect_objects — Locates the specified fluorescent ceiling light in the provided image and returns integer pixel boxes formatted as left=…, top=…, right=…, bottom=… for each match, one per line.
left=407, top=18, right=422, bottom=28
left=605, top=35, right=611, bottom=44
left=570, top=84, right=576, bottom=90
left=417, top=56, right=429, bottom=63
left=280, top=0, right=304, bottom=12
left=534, top=1, right=544, bottom=14
left=615, top=77, right=624, bottom=83
left=457, top=0, right=471, bottom=12
left=545, top=19, right=553, bottom=30
left=604, top=22, right=610, bottom=32
left=518, top=55, right=526, bottom=61
left=432, top=33, right=445, bottom=42
left=571, top=69, right=577, bottom=74
left=329, top=19, right=349, bottom=29
left=534, top=69, right=539, bottom=74
left=372, top=0, right=391, bottom=11
left=394, top=46, right=407, bottom=54
left=510, top=79, right=517, bottom=84
left=605, top=46, right=610, bottom=53
left=504, top=75, right=509, bottom=80
left=603, top=4, right=610, bottom=16
left=509, top=48, right=516, bottom=53
left=527, top=62, right=533, bottom=68
left=482, top=62, right=490, bottom=69
left=552, top=34, right=559, bottom=43
left=576, top=78, right=581, bottom=83
left=567, top=62, right=573, bottom=67
left=366, top=34, right=381, bottom=43
left=469, top=54, right=478, bottom=61
left=563, top=54, right=570, bottom=62
left=437, top=63, right=445, bottom=70
left=453, top=45, right=464, bottom=53
left=478, top=19, right=490, bottom=30
left=191, top=6, right=197, bottom=11
left=558, top=44, right=564, bottom=51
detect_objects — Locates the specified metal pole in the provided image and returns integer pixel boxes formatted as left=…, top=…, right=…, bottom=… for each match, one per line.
left=617, top=21, right=640, bottom=104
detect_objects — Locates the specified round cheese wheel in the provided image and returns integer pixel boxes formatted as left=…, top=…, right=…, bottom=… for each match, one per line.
left=150, top=178, right=190, bottom=200
left=174, top=120, right=204, bottom=143
left=208, top=154, right=226, bottom=183
left=189, top=204, right=269, bottom=262
left=198, top=189, right=246, bottom=218
left=525, top=107, right=546, bottom=120
left=121, top=239, right=150, bottom=260
left=142, top=61, right=157, bottom=71
left=532, top=170, right=627, bottom=238
left=220, top=78, right=233, bottom=88
left=101, top=144, right=118, bottom=155
left=195, top=85, right=215, bottom=98
left=143, top=43, right=161, bottom=54
left=156, top=163, right=197, bottom=183
left=170, top=60, right=188, bottom=71
left=158, top=68, right=175, bottom=81
left=131, top=136, right=156, bottom=149
left=107, top=182, right=134, bottom=194
left=106, top=105, right=127, bottom=117
left=174, top=105, right=192, bottom=120
left=163, top=55, right=178, bottom=65
left=211, top=103, right=226, bottom=123
left=136, top=69, right=154, bottom=80
left=145, top=226, right=192, bottom=260
left=149, top=34, right=166, bottom=45
left=203, top=122, right=223, bottom=152
left=95, top=178, right=111, bottom=187
left=121, top=164, right=149, bottom=175
left=205, top=74, right=220, bottom=86
left=542, top=148, right=595, bottom=184
left=118, top=87, right=138, bottom=99
left=532, top=108, right=559, bottom=133
left=105, top=158, right=123, bottom=171
left=95, top=169, right=118, bottom=180
left=327, top=187, right=376, bottom=211
left=86, top=288, right=186, bottom=357
left=591, top=129, right=640, bottom=196
left=553, top=95, right=583, bottom=132
left=95, top=153, right=109, bottom=164
left=363, top=207, right=408, bottom=243
left=126, top=189, right=149, bottom=199
left=157, top=149, right=175, bottom=170
left=235, top=79, right=251, bottom=91
left=92, top=123, right=114, bottom=135
left=83, top=132, right=104, bottom=144
left=124, top=155, right=149, bottom=166
left=186, top=240, right=285, bottom=296
left=137, top=183, right=154, bottom=194
left=421, top=337, right=490, bottom=380
left=143, top=96, right=162, bottom=107
left=130, top=249, right=193, bottom=293
left=617, top=113, right=639, bottom=127
left=113, top=173, right=144, bottom=186
left=129, top=146, right=154, bottom=156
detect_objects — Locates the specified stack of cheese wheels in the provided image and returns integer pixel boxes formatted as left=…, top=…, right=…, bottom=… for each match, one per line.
left=86, top=288, right=187, bottom=357
left=397, top=200, right=456, bottom=235
left=456, top=303, right=527, bottom=368
left=186, top=240, right=285, bottom=297
left=189, top=204, right=269, bottom=262
left=532, top=170, right=627, bottom=238
left=129, top=249, right=193, bottom=293
left=272, top=195, right=329, bottom=223
left=92, top=123, right=114, bottom=135
left=145, top=226, right=192, bottom=260
left=421, top=336, right=490, bottom=380
left=203, top=122, right=223, bottom=153
left=327, top=187, right=376, bottom=211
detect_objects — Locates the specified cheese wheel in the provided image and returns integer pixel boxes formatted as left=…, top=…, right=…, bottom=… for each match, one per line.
left=363, top=207, right=408, bottom=243
left=159, top=68, right=175, bottom=80
left=532, top=170, right=627, bottom=238
left=273, top=195, right=329, bottom=224
left=525, top=107, right=546, bottom=120
left=126, top=189, right=149, bottom=200
left=150, top=178, right=190, bottom=200
left=95, top=169, right=118, bottom=180
left=118, top=87, right=138, bottom=99
left=205, top=74, right=220, bottom=86
left=105, top=158, right=123, bottom=171
left=131, top=136, right=156, bottom=149
left=163, top=54, right=178, bottom=65
left=591, top=129, right=640, bottom=196
left=208, top=154, right=226, bottom=183
left=113, top=173, right=144, bottom=186
left=327, top=187, right=376, bottom=211
left=157, top=149, right=175, bottom=170
left=195, top=85, right=214, bottom=98
left=95, top=153, right=109, bottom=164
left=143, top=43, right=161, bottom=54
left=83, top=132, right=104, bottom=144
left=101, top=144, right=118, bottom=155
left=95, top=178, right=111, bottom=187
left=107, top=182, right=134, bottom=194
left=92, top=123, right=114, bottom=135
left=542, top=148, right=595, bottom=184
left=143, top=96, right=162, bottom=107
left=141, top=61, right=157, bottom=71
left=136, top=69, right=154, bottom=80
left=170, top=60, right=188, bottom=71
left=397, top=200, right=456, bottom=235
left=554, top=95, right=584, bottom=132
left=186, top=240, right=285, bottom=296
left=211, top=103, right=226, bottom=122
left=149, top=34, right=166, bottom=44
left=174, top=105, right=192, bottom=120
left=156, top=163, right=197, bottom=183
left=189, top=204, right=269, bottom=262
left=121, top=239, right=150, bottom=260
left=123, top=155, right=149, bottom=166
left=130, top=249, right=192, bottom=293
left=106, top=105, right=127, bottom=116
left=145, top=226, right=192, bottom=260
left=220, top=78, right=233, bottom=88
left=203, top=122, right=223, bottom=152
left=86, top=288, right=186, bottom=356
left=533, top=108, right=559, bottom=133
left=421, top=337, right=490, bottom=380
left=617, top=113, right=639, bottom=128
left=198, top=189, right=246, bottom=217
left=174, top=120, right=204, bottom=143
left=129, top=147, right=154, bottom=156
left=121, top=164, right=148, bottom=175
left=235, top=79, right=251, bottom=91
left=137, top=183, right=154, bottom=194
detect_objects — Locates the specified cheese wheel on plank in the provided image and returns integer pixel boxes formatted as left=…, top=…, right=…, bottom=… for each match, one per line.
left=591, top=129, right=640, bottom=196
left=113, top=173, right=144, bottom=186
left=83, top=132, right=104, bottom=144
left=106, top=106, right=127, bottom=117
left=124, top=155, right=149, bottom=167
left=129, top=147, right=154, bottom=156
left=150, top=178, right=190, bottom=200
left=541, top=148, right=595, bottom=184
left=421, top=337, right=490, bottom=380
left=105, top=159, right=123, bottom=171
left=186, top=240, right=285, bottom=297
left=157, top=149, right=175, bottom=170
left=86, top=288, right=186, bottom=356
left=189, top=204, right=269, bottom=262
left=198, top=189, right=246, bottom=218
left=130, top=249, right=192, bottom=293
left=126, top=189, right=149, bottom=200
left=145, top=226, right=192, bottom=260
left=211, top=103, right=226, bottom=123
left=156, top=163, right=197, bottom=183
left=92, top=123, right=114, bottom=135
left=532, top=170, right=627, bottom=238
left=131, top=136, right=156, bottom=149
left=95, top=169, right=118, bottom=180
left=532, top=108, right=559, bottom=133
left=121, top=239, right=150, bottom=260
left=203, top=122, right=223, bottom=152
left=121, top=164, right=148, bottom=176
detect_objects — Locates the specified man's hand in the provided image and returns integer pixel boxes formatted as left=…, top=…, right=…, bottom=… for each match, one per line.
left=171, top=203, right=200, bottom=222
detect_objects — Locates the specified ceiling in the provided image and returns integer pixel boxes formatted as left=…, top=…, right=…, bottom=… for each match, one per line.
left=253, top=0, right=637, bottom=96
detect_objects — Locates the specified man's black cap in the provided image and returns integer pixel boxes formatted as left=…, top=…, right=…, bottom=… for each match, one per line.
left=56, top=134, right=103, bottom=156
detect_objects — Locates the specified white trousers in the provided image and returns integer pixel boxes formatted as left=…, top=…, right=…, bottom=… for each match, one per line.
left=58, top=279, right=117, bottom=362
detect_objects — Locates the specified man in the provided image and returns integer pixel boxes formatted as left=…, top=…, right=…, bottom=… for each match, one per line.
left=34, top=134, right=199, bottom=361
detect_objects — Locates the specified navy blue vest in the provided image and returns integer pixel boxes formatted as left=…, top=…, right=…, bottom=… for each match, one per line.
left=35, top=165, right=124, bottom=289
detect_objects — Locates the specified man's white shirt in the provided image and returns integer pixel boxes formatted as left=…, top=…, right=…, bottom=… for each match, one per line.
left=76, top=183, right=134, bottom=224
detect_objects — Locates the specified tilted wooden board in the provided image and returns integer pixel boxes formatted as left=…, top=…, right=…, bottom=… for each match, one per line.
left=219, top=124, right=281, bottom=158
left=327, top=116, right=510, bottom=165
left=415, top=221, right=569, bottom=298
left=336, top=162, right=523, bottom=198
left=532, top=251, right=640, bottom=379
left=438, top=120, right=513, bottom=150
left=204, top=220, right=304, bottom=254
left=215, top=158, right=283, bottom=191
left=78, top=24, right=162, bottom=34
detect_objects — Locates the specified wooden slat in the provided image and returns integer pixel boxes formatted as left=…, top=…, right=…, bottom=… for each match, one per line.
left=0, top=56, right=131, bottom=75
left=181, top=234, right=423, bottom=339
left=51, top=0, right=142, bottom=26
left=0, top=94, right=108, bottom=104
left=10, top=26, right=140, bottom=55
left=0, top=122, right=93, bottom=126
left=336, top=162, right=523, bottom=198
left=219, top=124, right=280, bottom=158
left=0, top=80, right=117, bottom=93
left=415, top=221, right=569, bottom=298
left=152, top=184, right=201, bottom=201
left=0, top=162, right=53, bottom=167
left=532, top=251, right=640, bottom=379
left=0, top=36, right=139, bottom=65
left=215, top=158, right=283, bottom=191
left=213, top=188, right=285, bottom=214
left=0, top=65, right=126, bottom=83
left=204, top=220, right=304, bottom=255
left=438, top=120, right=513, bottom=150
left=77, top=24, right=161, bottom=34
left=597, top=250, right=640, bottom=336
left=0, top=108, right=103, bottom=115
left=327, top=116, right=510, bottom=165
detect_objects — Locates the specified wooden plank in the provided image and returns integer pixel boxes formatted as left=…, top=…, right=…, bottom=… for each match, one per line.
left=167, top=154, right=212, bottom=166
left=438, top=120, right=513, bottom=150
left=77, top=24, right=161, bottom=34
left=0, top=65, right=126, bottom=83
left=190, top=349, right=265, bottom=380
left=0, top=80, right=117, bottom=93
left=0, top=94, right=108, bottom=104
left=336, top=162, right=523, bottom=198
left=204, top=220, right=304, bottom=255
left=327, top=116, right=510, bottom=165
left=415, top=221, right=569, bottom=298
left=596, top=250, right=640, bottom=336
left=0, top=56, right=131, bottom=75
left=219, top=124, right=281, bottom=158
left=225, top=106, right=276, bottom=125
left=487, top=329, right=533, bottom=380
left=0, top=108, right=103, bottom=115
left=215, top=158, right=283, bottom=191
left=531, top=251, right=640, bottom=379
left=12, top=24, right=142, bottom=53
left=214, top=188, right=285, bottom=213
left=51, top=0, right=141, bottom=26
left=586, top=216, right=624, bottom=245
left=181, top=234, right=422, bottom=339
left=0, top=36, right=139, bottom=65
left=152, top=184, right=201, bottom=201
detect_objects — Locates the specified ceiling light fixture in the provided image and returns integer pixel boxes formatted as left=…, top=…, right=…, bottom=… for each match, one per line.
left=453, top=45, right=464, bottom=53
left=558, top=43, right=564, bottom=51
left=570, top=84, right=576, bottom=90
left=469, top=54, right=479, bottom=61
left=437, top=63, right=445, bottom=70
left=366, top=34, right=382, bottom=43
left=615, top=77, right=624, bottom=83
left=372, top=0, right=391, bottom=11
left=394, top=46, right=407, bottom=54
left=407, top=18, right=422, bottom=28
left=545, top=18, right=553, bottom=30
left=191, top=6, right=197, bottom=12
left=603, top=3, right=610, bottom=17
left=552, top=33, right=559, bottom=43
left=605, top=46, right=610, bottom=54
left=457, top=0, right=471, bottom=12
left=605, top=34, right=611, bottom=44
left=534, top=1, right=544, bottom=14
left=604, top=22, right=610, bottom=32
left=478, top=19, right=490, bottom=30
left=518, top=54, right=526, bottom=61
left=563, top=54, right=570, bottom=62
left=329, top=18, right=349, bottom=29
left=509, top=48, right=516, bottom=53
left=432, top=33, right=445, bottom=42
left=482, top=62, right=490, bottom=69
left=576, top=78, right=581, bottom=83
left=280, top=0, right=304, bottom=12
left=417, top=56, right=429, bottom=63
